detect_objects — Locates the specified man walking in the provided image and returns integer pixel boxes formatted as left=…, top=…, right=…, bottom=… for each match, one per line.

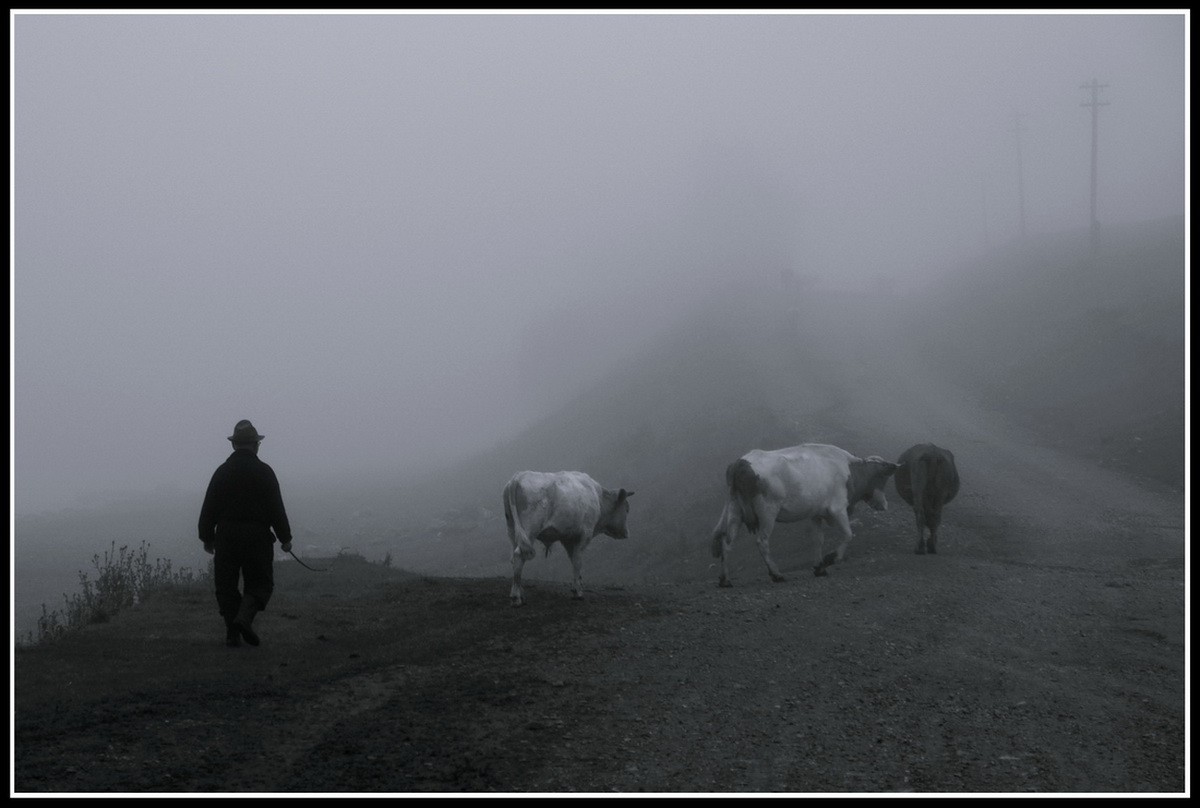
left=198, top=420, right=294, bottom=647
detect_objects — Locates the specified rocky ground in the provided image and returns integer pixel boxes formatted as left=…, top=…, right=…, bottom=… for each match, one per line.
left=14, top=440, right=1186, bottom=794
left=14, top=251, right=1187, bottom=795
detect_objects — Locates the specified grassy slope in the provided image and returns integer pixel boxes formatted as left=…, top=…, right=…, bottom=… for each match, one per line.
left=15, top=216, right=1185, bottom=623
left=916, top=216, right=1185, bottom=489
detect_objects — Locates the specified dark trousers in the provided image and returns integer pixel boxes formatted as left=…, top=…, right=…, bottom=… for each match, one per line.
left=212, top=522, right=276, bottom=619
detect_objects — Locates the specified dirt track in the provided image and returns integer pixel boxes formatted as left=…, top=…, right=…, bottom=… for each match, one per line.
left=13, top=313, right=1186, bottom=794
left=13, top=435, right=1185, bottom=793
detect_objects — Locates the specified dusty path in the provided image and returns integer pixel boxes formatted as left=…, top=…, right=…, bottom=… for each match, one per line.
left=14, top=446, right=1185, bottom=794
left=14, top=329, right=1185, bottom=793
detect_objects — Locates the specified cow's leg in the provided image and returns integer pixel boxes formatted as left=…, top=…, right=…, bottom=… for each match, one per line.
left=565, top=539, right=586, bottom=600
left=753, top=503, right=786, bottom=583
left=811, top=518, right=829, bottom=576
left=913, top=510, right=927, bottom=554
left=815, top=510, right=854, bottom=576
left=712, top=502, right=740, bottom=588
left=510, top=547, right=527, bottom=606
left=926, top=507, right=941, bottom=554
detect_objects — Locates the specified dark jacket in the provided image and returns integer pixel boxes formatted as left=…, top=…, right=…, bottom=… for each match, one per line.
left=198, top=448, right=293, bottom=545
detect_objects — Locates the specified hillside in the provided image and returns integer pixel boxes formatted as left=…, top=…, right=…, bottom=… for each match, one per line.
left=13, top=216, right=1186, bottom=631
left=367, top=215, right=1186, bottom=587
left=13, top=218, right=1186, bottom=794
left=15, top=422, right=1185, bottom=792
left=914, top=216, right=1185, bottom=490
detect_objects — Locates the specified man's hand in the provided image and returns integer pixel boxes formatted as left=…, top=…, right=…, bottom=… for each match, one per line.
left=281, top=541, right=293, bottom=553
left=203, top=542, right=214, bottom=555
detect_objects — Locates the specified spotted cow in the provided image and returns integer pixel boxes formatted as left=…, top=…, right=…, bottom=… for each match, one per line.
left=710, top=443, right=897, bottom=586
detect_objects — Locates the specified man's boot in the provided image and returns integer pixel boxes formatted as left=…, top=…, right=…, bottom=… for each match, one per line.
left=233, top=594, right=261, bottom=647
left=224, top=617, right=241, bottom=648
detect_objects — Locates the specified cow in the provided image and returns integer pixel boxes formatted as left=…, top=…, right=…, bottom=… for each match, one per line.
left=709, top=443, right=898, bottom=587
left=893, top=443, right=960, bottom=555
left=502, top=471, right=634, bottom=606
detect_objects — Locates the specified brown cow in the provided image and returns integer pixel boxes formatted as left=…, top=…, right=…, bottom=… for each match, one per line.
left=894, top=443, right=961, bottom=554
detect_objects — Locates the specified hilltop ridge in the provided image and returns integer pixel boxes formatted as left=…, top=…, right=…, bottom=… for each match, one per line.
left=14, top=217, right=1185, bottom=627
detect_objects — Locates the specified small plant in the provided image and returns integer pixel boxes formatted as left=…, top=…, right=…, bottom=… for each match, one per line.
left=335, top=547, right=367, bottom=564
left=16, top=541, right=208, bottom=648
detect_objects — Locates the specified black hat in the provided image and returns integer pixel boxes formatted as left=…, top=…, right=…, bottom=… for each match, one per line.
left=228, top=420, right=265, bottom=443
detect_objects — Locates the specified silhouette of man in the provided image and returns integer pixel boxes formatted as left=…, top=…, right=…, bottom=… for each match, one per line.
left=198, top=420, right=293, bottom=647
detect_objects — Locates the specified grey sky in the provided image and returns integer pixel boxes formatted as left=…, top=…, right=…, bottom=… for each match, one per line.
left=12, top=11, right=1186, bottom=515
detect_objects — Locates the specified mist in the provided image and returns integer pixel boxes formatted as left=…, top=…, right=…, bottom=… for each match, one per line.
left=12, top=14, right=1185, bottom=526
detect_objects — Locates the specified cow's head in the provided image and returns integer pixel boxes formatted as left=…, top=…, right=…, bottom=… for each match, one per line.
left=856, top=456, right=898, bottom=512
left=601, top=488, right=635, bottom=539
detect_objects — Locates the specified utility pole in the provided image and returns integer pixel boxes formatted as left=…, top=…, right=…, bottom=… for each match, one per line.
left=981, top=178, right=990, bottom=249
left=1012, top=111, right=1027, bottom=240
left=1080, top=78, right=1109, bottom=252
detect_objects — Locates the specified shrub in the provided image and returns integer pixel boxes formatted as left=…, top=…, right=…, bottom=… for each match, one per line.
left=17, top=541, right=207, bottom=648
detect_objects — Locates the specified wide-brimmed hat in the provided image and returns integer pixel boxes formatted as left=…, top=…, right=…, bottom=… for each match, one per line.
left=228, top=420, right=265, bottom=443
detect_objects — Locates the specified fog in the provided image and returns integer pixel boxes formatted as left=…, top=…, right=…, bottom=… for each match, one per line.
left=12, top=11, right=1186, bottom=518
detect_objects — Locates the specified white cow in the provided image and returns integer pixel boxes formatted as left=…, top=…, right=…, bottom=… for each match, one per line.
left=503, top=471, right=634, bottom=606
left=710, top=443, right=898, bottom=586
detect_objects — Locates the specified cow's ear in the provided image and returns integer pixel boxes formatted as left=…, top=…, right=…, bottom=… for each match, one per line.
left=619, top=488, right=634, bottom=499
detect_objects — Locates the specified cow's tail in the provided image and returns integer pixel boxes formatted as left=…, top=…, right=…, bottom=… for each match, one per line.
left=710, top=502, right=731, bottom=557
left=503, top=481, right=536, bottom=561
left=727, top=458, right=760, bottom=534
left=913, top=453, right=935, bottom=519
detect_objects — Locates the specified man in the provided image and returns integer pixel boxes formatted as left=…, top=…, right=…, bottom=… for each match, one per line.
left=198, top=420, right=294, bottom=648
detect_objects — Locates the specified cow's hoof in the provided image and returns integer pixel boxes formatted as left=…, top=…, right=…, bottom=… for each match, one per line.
left=770, top=574, right=787, bottom=583
left=510, top=598, right=525, bottom=607
left=928, top=547, right=938, bottom=554
left=813, top=565, right=828, bottom=577
left=718, top=578, right=733, bottom=588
